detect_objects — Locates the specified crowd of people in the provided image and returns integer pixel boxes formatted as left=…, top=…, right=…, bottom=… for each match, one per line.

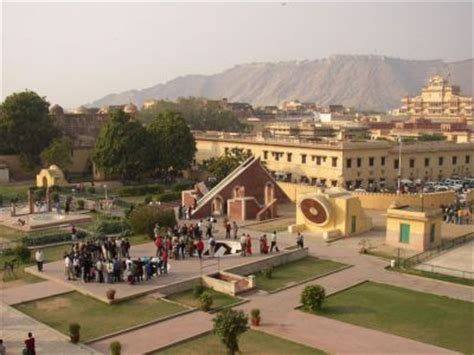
left=441, top=203, right=472, bottom=224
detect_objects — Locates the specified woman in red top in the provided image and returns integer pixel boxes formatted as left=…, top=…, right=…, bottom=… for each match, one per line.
left=246, top=234, right=252, bottom=255
left=25, top=332, right=35, bottom=355
left=195, top=238, right=204, bottom=259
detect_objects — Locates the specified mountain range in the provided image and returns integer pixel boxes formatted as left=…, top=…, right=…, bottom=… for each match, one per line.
left=87, top=55, right=473, bottom=111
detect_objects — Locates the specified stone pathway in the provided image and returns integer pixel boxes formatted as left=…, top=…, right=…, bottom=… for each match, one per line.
left=1, top=280, right=73, bottom=306
left=88, top=310, right=214, bottom=354
left=0, top=302, right=99, bottom=354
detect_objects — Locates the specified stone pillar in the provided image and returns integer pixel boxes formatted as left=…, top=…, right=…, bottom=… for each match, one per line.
left=28, top=189, right=34, bottom=214
left=46, top=188, right=52, bottom=212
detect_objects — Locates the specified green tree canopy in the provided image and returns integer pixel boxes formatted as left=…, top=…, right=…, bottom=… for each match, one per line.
left=139, top=97, right=248, bottom=132
left=213, top=309, right=249, bottom=355
left=92, top=110, right=150, bottom=180
left=40, top=137, right=73, bottom=170
left=0, top=91, right=58, bottom=166
left=201, top=147, right=252, bottom=182
left=147, top=110, right=197, bottom=175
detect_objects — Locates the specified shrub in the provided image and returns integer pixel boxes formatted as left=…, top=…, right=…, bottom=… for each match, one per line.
left=157, top=191, right=181, bottom=202
left=87, top=186, right=96, bottom=194
left=144, top=195, right=153, bottom=204
left=250, top=309, right=260, bottom=319
left=117, top=184, right=164, bottom=197
left=22, top=230, right=88, bottom=247
left=199, top=291, right=213, bottom=311
left=33, top=188, right=45, bottom=202
left=110, top=341, right=121, bottom=355
left=301, top=285, right=326, bottom=312
left=69, top=322, right=81, bottom=336
left=96, top=220, right=130, bottom=235
left=262, top=267, right=273, bottom=279
left=106, top=289, right=116, bottom=300
left=77, top=199, right=85, bottom=210
left=128, top=205, right=177, bottom=238
left=0, top=194, right=3, bottom=206
left=213, top=309, right=249, bottom=355
left=52, top=192, right=60, bottom=203
left=172, top=181, right=194, bottom=192
left=193, top=284, right=205, bottom=298
left=14, top=245, right=31, bottom=262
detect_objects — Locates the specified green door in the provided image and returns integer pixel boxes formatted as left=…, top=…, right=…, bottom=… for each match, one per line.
left=351, top=216, right=357, bottom=234
left=400, top=223, right=410, bottom=243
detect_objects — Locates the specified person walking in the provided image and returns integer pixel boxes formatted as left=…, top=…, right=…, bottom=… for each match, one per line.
left=64, top=254, right=74, bottom=281
left=232, top=221, right=239, bottom=240
left=225, top=220, right=231, bottom=239
left=208, top=236, right=216, bottom=257
left=240, top=233, right=247, bottom=256
left=246, top=234, right=252, bottom=256
left=0, top=339, right=6, bottom=355
left=35, top=249, right=44, bottom=272
left=24, top=332, right=35, bottom=355
left=296, top=232, right=304, bottom=249
left=270, top=231, right=280, bottom=253
left=195, top=238, right=204, bottom=259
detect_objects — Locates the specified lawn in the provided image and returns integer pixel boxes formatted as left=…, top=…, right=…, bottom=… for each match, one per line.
left=154, top=330, right=324, bottom=355
left=15, top=292, right=186, bottom=341
left=0, top=183, right=31, bottom=205
left=254, top=257, right=347, bottom=292
left=0, top=225, right=26, bottom=242
left=248, top=217, right=296, bottom=233
left=166, top=287, right=241, bottom=311
left=308, top=281, right=474, bottom=354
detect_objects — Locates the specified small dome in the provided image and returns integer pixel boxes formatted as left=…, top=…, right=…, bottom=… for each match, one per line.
left=124, top=102, right=138, bottom=114
left=49, top=164, right=60, bottom=170
left=49, top=104, right=64, bottom=116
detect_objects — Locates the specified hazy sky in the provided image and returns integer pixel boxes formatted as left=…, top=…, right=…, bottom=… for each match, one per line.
left=2, top=1, right=473, bottom=108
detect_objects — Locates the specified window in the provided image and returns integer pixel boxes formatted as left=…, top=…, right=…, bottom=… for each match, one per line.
left=263, top=151, right=268, bottom=160
left=357, top=158, right=362, bottom=168
left=466, top=155, right=470, bottom=164
left=369, top=157, right=374, bottom=167
left=430, top=224, right=436, bottom=243
left=394, top=159, right=399, bottom=169
left=301, top=154, right=307, bottom=164
left=332, top=157, right=338, bottom=167
left=424, top=158, right=430, bottom=167
left=400, top=223, right=410, bottom=243
left=439, top=157, right=444, bottom=166
left=346, top=159, right=352, bottom=168
left=287, top=153, right=292, bottom=162
left=224, top=147, right=229, bottom=154
left=316, top=156, right=322, bottom=165
left=409, top=159, right=415, bottom=168
left=381, top=157, right=386, bottom=166
left=452, top=156, right=457, bottom=165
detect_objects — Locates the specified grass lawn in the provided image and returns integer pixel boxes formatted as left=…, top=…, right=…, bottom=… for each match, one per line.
left=254, top=257, right=347, bottom=292
left=0, top=225, right=26, bottom=242
left=308, top=281, right=474, bottom=354
left=0, top=183, right=31, bottom=204
left=154, top=330, right=324, bottom=355
left=393, top=266, right=474, bottom=287
left=0, top=244, right=73, bottom=287
left=15, top=292, right=186, bottom=341
left=166, top=287, right=241, bottom=311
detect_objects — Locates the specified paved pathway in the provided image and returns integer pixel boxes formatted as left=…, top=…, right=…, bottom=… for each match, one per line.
left=88, top=310, right=214, bottom=354
left=1, top=280, right=73, bottom=305
left=0, top=302, right=99, bottom=354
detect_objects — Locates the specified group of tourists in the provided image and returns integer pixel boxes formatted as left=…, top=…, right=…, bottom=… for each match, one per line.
left=60, top=236, right=167, bottom=285
left=441, top=203, right=472, bottom=224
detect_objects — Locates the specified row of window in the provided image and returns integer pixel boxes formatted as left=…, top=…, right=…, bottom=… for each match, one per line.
left=347, top=155, right=470, bottom=169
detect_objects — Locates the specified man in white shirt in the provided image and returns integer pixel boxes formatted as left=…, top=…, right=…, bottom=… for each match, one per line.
left=270, top=231, right=280, bottom=253
left=64, top=255, right=74, bottom=280
left=35, top=249, right=44, bottom=272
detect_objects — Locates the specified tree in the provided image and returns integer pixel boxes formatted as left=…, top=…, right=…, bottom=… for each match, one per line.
left=92, top=110, right=150, bottom=180
left=128, top=205, right=177, bottom=238
left=0, top=91, right=58, bottom=167
left=201, top=147, right=252, bottom=182
left=213, top=309, right=249, bottom=355
left=301, top=285, right=326, bottom=312
left=147, top=110, right=196, bottom=176
left=40, top=137, right=73, bottom=170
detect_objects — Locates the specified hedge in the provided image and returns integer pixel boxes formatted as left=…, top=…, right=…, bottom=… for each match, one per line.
left=96, top=220, right=131, bottom=235
left=157, top=191, right=181, bottom=202
left=117, top=184, right=165, bottom=197
left=23, top=230, right=88, bottom=247
left=171, top=181, right=195, bottom=192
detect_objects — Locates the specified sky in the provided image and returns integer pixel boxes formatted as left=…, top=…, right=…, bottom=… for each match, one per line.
left=2, top=1, right=473, bottom=108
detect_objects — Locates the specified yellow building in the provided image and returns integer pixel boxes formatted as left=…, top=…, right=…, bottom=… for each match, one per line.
left=386, top=205, right=442, bottom=251
left=36, top=165, right=67, bottom=188
left=194, top=132, right=474, bottom=190
left=398, top=75, right=473, bottom=119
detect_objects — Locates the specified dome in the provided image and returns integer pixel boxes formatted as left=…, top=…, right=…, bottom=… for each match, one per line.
left=49, top=164, right=60, bottom=170
left=124, top=102, right=138, bottom=114
left=49, top=104, right=64, bottom=116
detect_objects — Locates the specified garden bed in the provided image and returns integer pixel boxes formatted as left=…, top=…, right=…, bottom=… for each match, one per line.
left=166, top=287, right=241, bottom=311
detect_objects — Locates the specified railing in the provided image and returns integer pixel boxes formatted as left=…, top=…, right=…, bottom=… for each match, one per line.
left=415, top=263, right=473, bottom=280
left=403, top=232, right=474, bottom=268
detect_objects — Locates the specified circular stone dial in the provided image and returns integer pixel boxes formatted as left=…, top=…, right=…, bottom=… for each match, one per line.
left=300, top=198, right=329, bottom=225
